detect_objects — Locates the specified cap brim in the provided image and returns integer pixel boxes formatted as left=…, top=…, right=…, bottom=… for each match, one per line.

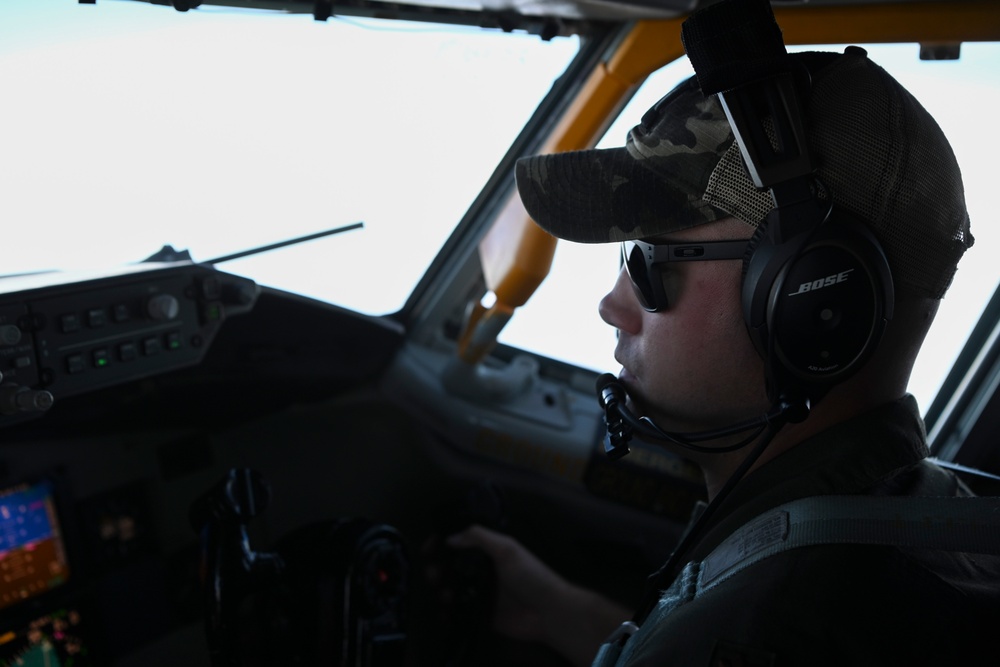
left=515, top=146, right=728, bottom=244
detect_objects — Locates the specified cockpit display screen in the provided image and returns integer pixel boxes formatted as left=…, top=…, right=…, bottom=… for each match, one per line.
left=0, top=481, right=70, bottom=612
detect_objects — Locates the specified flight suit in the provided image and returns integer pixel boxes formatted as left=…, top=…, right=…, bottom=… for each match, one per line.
left=606, top=396, right=1000, bottom=666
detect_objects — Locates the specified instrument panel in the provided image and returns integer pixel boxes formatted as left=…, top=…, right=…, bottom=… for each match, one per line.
left=0, top=263, right=258, bottom=427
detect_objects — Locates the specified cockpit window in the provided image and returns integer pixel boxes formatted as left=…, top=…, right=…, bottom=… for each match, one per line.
left=0, top=0, right=579, bottom=315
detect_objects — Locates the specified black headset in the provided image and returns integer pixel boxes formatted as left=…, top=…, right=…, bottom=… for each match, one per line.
left=597, top=1, right=896, bottom=461
left=683, top=2, right=894, bottom=405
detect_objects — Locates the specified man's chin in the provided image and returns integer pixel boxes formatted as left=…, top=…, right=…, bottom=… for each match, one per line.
left=615, top=374, right=726, bottom=435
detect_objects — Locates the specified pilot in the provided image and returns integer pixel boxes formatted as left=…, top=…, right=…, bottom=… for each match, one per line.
left=447, top=37, right=1000, bottom=667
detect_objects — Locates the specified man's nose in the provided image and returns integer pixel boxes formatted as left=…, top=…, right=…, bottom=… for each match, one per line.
left=599, top=268, right=642, bottom=335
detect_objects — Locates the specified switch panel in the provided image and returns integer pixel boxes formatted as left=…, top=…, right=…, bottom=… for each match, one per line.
left=0, top=262, right=258, bottom=425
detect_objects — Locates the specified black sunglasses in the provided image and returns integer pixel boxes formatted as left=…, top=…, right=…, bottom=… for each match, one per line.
left=621, top=239, right=749, bottom=312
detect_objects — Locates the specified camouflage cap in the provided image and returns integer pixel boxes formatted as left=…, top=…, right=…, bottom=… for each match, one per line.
left=515, top=47, right=974, bottom=299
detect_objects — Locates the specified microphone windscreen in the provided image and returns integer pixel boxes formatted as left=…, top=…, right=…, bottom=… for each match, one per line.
left=595, top=373, right=622, bottom=408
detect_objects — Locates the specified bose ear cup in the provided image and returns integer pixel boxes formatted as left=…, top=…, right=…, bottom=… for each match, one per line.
left=742, top=207, right=894, bottom=401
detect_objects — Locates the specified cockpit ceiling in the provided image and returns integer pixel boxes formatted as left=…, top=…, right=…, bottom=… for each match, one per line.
left=132, top=0, right=678, bottom=35
left=124, top=0, right=960, bottom=38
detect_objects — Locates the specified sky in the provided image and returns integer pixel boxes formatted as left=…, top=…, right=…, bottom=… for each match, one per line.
left=0, top=0, right=577, bottom=309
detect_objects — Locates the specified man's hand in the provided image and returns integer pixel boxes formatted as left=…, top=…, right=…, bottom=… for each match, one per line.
left=447, top=525, right=632, bottom=667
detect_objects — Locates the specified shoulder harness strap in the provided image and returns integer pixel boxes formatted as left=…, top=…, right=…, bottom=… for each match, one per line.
left=700, top=494, right=1000, bottom=591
